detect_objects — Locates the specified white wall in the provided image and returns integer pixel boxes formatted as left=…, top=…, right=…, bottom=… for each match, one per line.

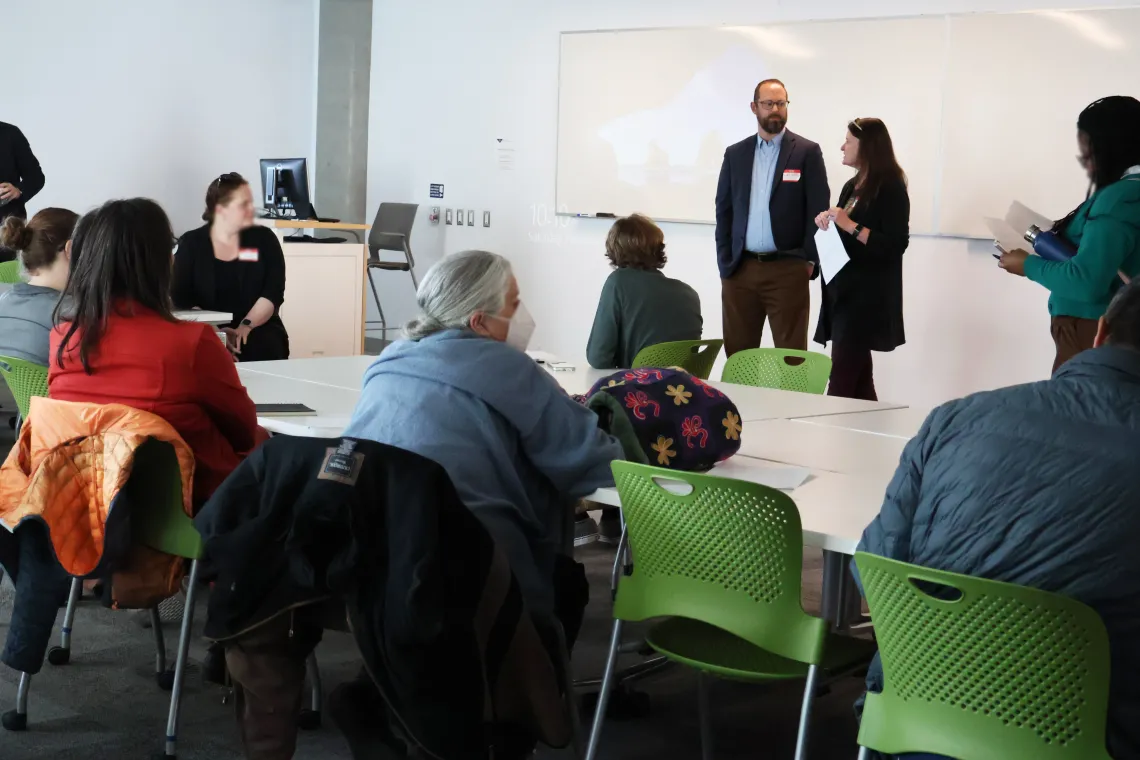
left=367, top=0, right=1126, bottom=409
left=7, top=0, right=317, bottom=235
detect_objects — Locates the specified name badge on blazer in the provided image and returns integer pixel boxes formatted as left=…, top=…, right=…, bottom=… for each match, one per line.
left=238, top=248, right=259, bottom=262
left=782, top=169, right=802, bottom=183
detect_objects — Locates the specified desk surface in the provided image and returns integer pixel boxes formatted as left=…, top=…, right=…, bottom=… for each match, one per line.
left=270, top=220, right=370, bottom=231
left=237, top=356, right=900, bottom=554
left=174, top=310, right=232, bottom=325
left=792, top=406, right=932, bottom=440
left=239, top=355, right=909, bottom=423
left=239, top=370, right=358, bottom=437
left=737, top=418, right=909, bottom=476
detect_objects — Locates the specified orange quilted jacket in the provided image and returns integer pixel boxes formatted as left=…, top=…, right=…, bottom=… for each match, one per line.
left=0, top=398, right=197, bottom=608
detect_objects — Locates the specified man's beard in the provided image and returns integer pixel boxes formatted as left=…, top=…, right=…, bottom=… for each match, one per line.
left=761, top=115, right=785, bottom=134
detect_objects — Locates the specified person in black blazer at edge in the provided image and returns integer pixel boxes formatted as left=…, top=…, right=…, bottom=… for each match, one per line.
left=716, top=78, right=831, bottom=356
left=813, top=118, right=909, bottom=401
left=173, top=172, right=290, bottom=362
left=0, top=122, right=46, bottom=262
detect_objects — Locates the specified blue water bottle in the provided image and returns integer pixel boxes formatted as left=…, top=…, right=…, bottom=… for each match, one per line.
left=1025, top=225, right=1077, bottom=262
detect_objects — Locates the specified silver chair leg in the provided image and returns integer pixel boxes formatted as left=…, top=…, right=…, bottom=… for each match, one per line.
left=306, top=653, right=322, bottom=714
left=164, top=559, right=200, bottom=758
left=857, top=747, right=870, bottom=760
left=1, top=672, right=31, bottom=730
left=15, top=672, right=29, bottom=715
left=697, top=672, right=714, bottom=760
left=58, top=578, right=82, bottom=652
left=794, top=664, right=822, bottom=760
left=584, top=619, right=625, bottom=760
left=151, top=607, right=167, bottom=676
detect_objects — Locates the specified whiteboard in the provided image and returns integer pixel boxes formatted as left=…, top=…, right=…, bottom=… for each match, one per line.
left=557, top=19, right=947, bottom=233
left=939, top=8, right=1140, bottom=236
left=557, top=8, right=1140, bottom=237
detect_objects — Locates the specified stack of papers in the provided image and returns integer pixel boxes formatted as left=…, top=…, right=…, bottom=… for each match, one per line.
left=984, top=200, right=1050, bottom=253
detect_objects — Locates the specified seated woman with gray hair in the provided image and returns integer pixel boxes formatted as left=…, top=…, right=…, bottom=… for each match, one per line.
left=344, top=249, right=624, bottom=630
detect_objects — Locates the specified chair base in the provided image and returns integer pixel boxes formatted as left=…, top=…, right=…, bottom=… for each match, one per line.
left=646, top=617, right=874, bottom=682
left=47, top=646, right=71, bottom=666
left=298, top=709, right=322, bottom=731
left=2, top=710, right=27, bottom=731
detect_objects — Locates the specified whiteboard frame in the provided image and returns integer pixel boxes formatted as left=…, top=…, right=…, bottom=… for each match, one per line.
left=553, top=5, right=1133, bottom=234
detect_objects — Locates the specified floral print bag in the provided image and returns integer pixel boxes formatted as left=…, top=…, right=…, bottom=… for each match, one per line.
left=576, top=367, right=743, bottom=471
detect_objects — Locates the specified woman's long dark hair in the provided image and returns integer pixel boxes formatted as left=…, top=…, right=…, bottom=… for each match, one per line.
left=1055, top=96, right=1140, bottom=234
left=54, top=198, right=177, bottom=373
left=849, top=118, right=907, bottom=203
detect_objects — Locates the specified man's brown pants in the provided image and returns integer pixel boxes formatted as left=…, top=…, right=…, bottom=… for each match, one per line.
left=722, top=257, right=811, bottom=357
left=1050, top=315, right=1099, bottom=374
left=225, top=610, right=324, bottom=760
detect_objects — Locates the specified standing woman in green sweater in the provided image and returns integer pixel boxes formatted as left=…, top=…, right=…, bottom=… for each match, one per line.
left=1000, top=96, right=1140, bottom=372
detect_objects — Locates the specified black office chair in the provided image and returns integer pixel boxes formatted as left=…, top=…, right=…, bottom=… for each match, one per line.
left=366, top=203, right=419, bottom=336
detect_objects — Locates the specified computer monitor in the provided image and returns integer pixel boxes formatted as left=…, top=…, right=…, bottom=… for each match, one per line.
left=260, top=157, right=313, bottom=220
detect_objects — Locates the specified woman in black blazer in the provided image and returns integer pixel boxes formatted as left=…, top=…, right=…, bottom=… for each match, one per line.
left=813, top=118, right=909, bottom=400
left=173, top=173, right=289, bottom=362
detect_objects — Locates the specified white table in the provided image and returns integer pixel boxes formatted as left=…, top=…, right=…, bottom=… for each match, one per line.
left=236, top=355, right=899, bottom=625
left=705, top=380, right=905, bottom=422
left=174, top=310, right=232, bottom=326
left=791, top=406, right=932, bottom=440
left=240, top=355, right=375, bottom=391
left=238, top=370, right=359, bottom=437
left=737, top=419, right=909, bottom=475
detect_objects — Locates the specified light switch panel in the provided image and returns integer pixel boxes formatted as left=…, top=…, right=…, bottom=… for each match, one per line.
left=467, top=210, right=475, bottom=226
left=483, top=211, right=491, bottom=227
left=445, top=208, right=454, bottom=225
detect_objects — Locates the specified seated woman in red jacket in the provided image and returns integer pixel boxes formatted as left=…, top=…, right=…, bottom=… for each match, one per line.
left=49, top=197, right=260, bottom=508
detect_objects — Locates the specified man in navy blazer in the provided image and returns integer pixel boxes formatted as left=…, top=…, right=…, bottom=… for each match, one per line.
left=715, top=79, right=829, bottom=356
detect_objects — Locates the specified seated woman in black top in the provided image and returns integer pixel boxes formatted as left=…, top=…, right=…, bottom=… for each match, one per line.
left=173, top=172, right=289, bottom=362
left=813, top=118, right=910, bottom=401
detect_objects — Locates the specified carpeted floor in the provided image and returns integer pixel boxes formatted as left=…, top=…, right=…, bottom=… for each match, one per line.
left=0, top=420, right=868, bottom=759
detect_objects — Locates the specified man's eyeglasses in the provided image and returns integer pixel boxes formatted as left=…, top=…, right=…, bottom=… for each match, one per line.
left=756, top=100, right=790, bottom=110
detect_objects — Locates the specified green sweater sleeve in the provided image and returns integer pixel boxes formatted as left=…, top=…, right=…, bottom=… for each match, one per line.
left=1025, top=197, right=1139, bottom=303
left=586, top=274, right=621, bottom=369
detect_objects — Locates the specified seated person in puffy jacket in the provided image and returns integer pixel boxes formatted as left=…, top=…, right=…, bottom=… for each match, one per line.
left=345, top=249, right=625, bottom=624
left=0, top=207, right=77, bottom=366
left=856, top=280, right=1140, bottom=760
left=586, top=214, right=702, bottom=369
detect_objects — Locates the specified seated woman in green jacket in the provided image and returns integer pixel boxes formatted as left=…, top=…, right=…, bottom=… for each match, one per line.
left=1000, top=95, right=1140, bottom=372
left=586, top=214, right=702, bottom=369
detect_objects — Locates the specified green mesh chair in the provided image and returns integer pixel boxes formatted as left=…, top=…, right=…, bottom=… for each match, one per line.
left=854, top=552, right=1113, bottom=760
left=3, top=439, right=205, bottom=757
left=0, top=260, right=20, bottom=284
left=721, top=348, right=832, bottom=394
left=0, top=355, right=49, bottom=425
left=631, top=339, right=723, bottom=380
left=585, top=462, right=871, bottom=760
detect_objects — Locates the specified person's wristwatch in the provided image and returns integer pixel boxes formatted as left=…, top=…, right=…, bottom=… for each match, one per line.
left=240, top=319, right=252, bottom=328
left=852, top=223, right=865, bottom=236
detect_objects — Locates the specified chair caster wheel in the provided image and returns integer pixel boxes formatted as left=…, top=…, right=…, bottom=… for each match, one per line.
left=47, top=646, right=70, bottom=666
left=297, top=709, right=321, bottom=730
left=156, top=670, right=175, bottom=691
left=2, top=710, right=27, bottom=731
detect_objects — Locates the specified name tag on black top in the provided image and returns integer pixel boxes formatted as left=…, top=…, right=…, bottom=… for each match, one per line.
left=782, top=169, right=801, bottom=183
left=238, top=248, right=259, bottom=262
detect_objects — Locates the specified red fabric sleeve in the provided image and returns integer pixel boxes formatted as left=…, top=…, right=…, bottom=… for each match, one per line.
left=193, top=327, right=258, bottom=455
